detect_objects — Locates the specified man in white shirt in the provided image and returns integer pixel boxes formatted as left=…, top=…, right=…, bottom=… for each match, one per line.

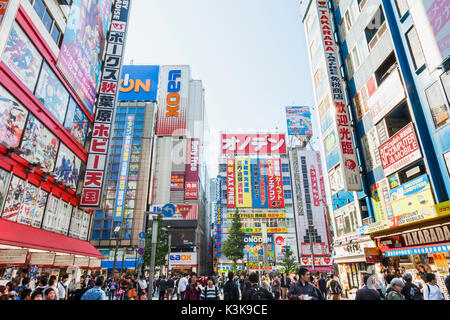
left=424, top=273, right=444, bottom=300
left=57, top=274, right=70, bottom=300
left=178, top=274, right=189, bottom=300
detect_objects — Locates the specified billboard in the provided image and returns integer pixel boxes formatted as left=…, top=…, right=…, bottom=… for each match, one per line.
left=34, top=62, right=70, bottom=125
left=2, top=22, right=43, bottom=92
left=170, top=173, right=185, bottom=191
left=156, top=66, right=190, bottom=136
left=226, top=159, right=236, bottom=208
left=113, top=115, right=135, bottom=223
left=80, top=1, right=131, bottom=208
left=185, top=139, right=199, bottom=200
left=251, top=159, right=268, bottom=208
left=221, top=134, right=287, bottom=155
left=286, top=106, right=313, bottom=136
left=275, top=234, right=298, bottom=261
left=20, top=115, right=59, bottom=173
left=378, top=123, right=422, bottom=176
left=266, top=159, right=284, bottom=208
left=243, top=235, right=275, bottom=262
left=163, top=204, right=198, bottom=220
left=235, top=158, right=253, bottom=208
left=54, top=143, right=82, bottom=190
left=118, top=65, right=160, bottom=101
left=0, top=85, right=28, bottom=149
left=315, top=0, right=362, bottom=191
left=63, top=98, right=89, bottom=146
left=57, top=0, right=113, bottom=113
left=216, top=175, right=222, bottom=256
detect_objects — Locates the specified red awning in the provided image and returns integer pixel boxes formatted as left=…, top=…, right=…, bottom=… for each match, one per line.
left=0, top=219, right=104, bottom=259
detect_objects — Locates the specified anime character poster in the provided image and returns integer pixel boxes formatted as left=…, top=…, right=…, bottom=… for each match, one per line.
left=54, top=143, right=81, bottom=190
left=0, top=168, right=11, bottom=212
left=0, top=85, right=28, bottom=148
left=64, top=98, right=89, bottom=145
left=31, top=189, right=48, bottom=228
left=2, top=22, right=43, bottom=92
left=0, top=1, right=9, bottom=25
left=17, top=182, right=39, bottom=226
left=57, top=0, right=113, bottom=113
left=1, top=176, right=26, bottom=222
left=34, top=62, right=70, bottom=125
left=20, top=114, right=59, bottom=173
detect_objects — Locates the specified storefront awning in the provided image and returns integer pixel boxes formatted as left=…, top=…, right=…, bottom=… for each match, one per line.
left=0, top=219, right=104, bottom=259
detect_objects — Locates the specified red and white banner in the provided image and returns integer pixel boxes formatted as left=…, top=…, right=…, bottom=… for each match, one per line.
left=266, top=159, right=285, bottom=208
left=185, top=139, right=199, bottom=200
left=378, top=123, right=422, bottom=176
left=156, top=66, right=190, bottom=136
left=221, top=134, right=286, bottom=155
left=226, top=159, right=236, bottom=207
left=164, top=204, right=198, bottom=220
left=310, top=167, right=320, bottom=207
left=300, top=257, right=332, bottom=266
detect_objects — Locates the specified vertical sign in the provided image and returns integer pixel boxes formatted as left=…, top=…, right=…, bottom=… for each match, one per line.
left=80, top=1, right=131, bottom=208
left=185, top=139, right=199, bottom=200
left=316, top=0, right=362, bottom=191
left=113, top=115, right=135, bottom=222
left=235, top=158, right=252, bottom=208
left=251, top=159, right=268, bottom=208
left=0, top=0, right=9, bottom=25
left=266, top=159, right=285, bottom=208
left=215, top=175, right=222, bottom=257
left=310, top=166, right=320, bottom=207
left=226, top=159, right=236, bottom=208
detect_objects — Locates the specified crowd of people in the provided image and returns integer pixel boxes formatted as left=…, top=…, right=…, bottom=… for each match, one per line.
left=1, top=266, right=448, bottom=301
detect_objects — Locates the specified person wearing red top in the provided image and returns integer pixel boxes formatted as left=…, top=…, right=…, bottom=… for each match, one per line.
left=198, top=274, right=208, bottom=288
left=184, top=273, right=202, bottom=300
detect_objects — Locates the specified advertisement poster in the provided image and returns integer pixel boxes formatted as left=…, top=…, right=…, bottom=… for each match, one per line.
left=2, top=22, right=43, bottom=92
left=222, top=134, right=286, bottom=155
left=31, top=189, right=48, bottom=228
left=1, top=176, right=26, bottom=222
left=226, top=159, right=236, bottom=208
left=0, top=168, right=10, bottom=212
left=162, top=204, right=198, bottom=220
left=34, top=62, right=70, bottom=125
left=286, top=106, right=313, bottom=136
left=251, top=159, right=268, bottom=208
left=16, top=182, right=39, bottom=226
left=324, top=130, right=337, bottom=156
left=57, top=0, right=112, bottom=113
left=185, top=139, right=199, bottom=200
left=371, top=182, right=388, bottom=224
left=64, top=99, right=89, bottom=146
left=0, top=85, right=28, bottom=149
left=118, top=65, right=160, bottom=101
left=266, top=159, right=285, bottom=208
left=275, top=234, right=298, bottom=261
left=0, top=1, right=9, bottom=25
left=235, top=158, right=253, bottom=208
left=215, top=175, right=222, bottom=256
left=170, top=173, right=185, bottom=191
left=42, top=194, right=60, bottom=233
left=243, top=235, right=275, bottom=262
left=54, top=143, right=81, bottom=190
left=20, top=115, right=59, bottom=173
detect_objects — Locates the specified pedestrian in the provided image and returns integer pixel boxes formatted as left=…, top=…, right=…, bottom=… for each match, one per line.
left=445, top=268, right=450, bottom=297
left=317, top=273, right=327, bottom=298
left=126, top=276, right=137, bottom=300
left=239, top=275, right=245, bottom=295
left=386, top=278, right=405, bottom=300
left=81, top=276, right=107, bottom=300
left=423, top=273, right=445, bottom=300
left=57, top=274, right=70, bottom=300
left=158, top=275, right=167, bottom=300
left=280, top=273, right=291, bottom=300
left=200, top=277, right=220, bottom=300
left=31, top=291, right=43, bottom=300
left=355, top=273, right=380, bottom=300
left=166, top=275, right=175, bottom=300
left=288, top=268, right=321, bottom=300
left=199, top=274, right=208, bottom=288
left=401, top=272, right=423, bottom=300
left=414, top=272, right=425, bottom=293
left=43, top=287, right=56, bottom=301
left=223, top=272, right=240, bottom=300
left=327, top=274, right=344, bottom=300
left=418, top=265, right=428, bottom=282
left=0, top=285, right=9, bottom=300
left=272, top=275, right=281, bottom=300
left=243, top=272, right=273, bottom=300
left=14, top=277, right=31, bottom=299
left=68, top=279, right=77, bottom=300
left=178, top=274, right=189, bottom=301
left=137, top=275, right=148, bottom=300
left=260, top=275, right=270, bottom=292
left=20, top=288, right=32, bottom=301
left=184, top=273, right=202, bottom=300
left=45, top=277, right=58, bottom=300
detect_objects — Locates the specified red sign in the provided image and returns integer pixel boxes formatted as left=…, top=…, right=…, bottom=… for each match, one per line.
left=310, top=167, right=320, bottom=207
left=221, top=134, right=286, bottom=155
left=226, top=159, right=236, bottom=207
left=185, top=139, right=199, bottom=200
left=378, top=123, right=422, bottom=176
left=266, top=159, right=285, bottom=208
left=164, top=204, right=198, bottom=220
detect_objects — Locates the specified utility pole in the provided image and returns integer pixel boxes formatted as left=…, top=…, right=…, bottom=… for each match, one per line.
left=262, top=223, right=269, bottom=274
left=148, top=213, right=159, bottom=299
left=166, top=231, right=172, bottom=277
left=112, top=225, right=121, bottom=277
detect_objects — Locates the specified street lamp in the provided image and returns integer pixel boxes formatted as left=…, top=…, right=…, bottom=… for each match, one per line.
left=112, top=225, right=121, bottom=277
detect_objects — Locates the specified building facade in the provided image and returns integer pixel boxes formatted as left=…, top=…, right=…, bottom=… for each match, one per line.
left=300, top=0, right=450, bottom=295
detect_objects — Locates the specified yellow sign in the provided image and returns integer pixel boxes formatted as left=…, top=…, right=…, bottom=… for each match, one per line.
left=227, top=228, right=288, bottom=234
left=433, top=253, right=449, bottom=268
left=235, top=158, right=253, bottom=208
left=227, top=213, right=287, bottom=219
left=435, top=200, right=450, bottom=217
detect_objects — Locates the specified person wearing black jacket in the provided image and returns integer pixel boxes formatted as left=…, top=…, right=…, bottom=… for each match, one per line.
left=280, top=273, right=291, bottom=300
left=243, top=273, right=274, bottom=300
left=355, top=273, right=381, bottom=300
left=166, top=275, right=175, bottom=300
left=223, top=272, right=240, bottom=300
left=158, top=276, right=167, bottom=300
left=317, top=273, right=327, bottom=298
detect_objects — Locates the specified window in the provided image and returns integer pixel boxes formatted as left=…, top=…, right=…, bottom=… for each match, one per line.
left=441, top=72, right=450, bottom=104
left=284, top=190, right=292, bottom=199
left=365, top=6, right=387, bottom=50
left=282, top=164, right=290, bottom=173
left=339, top=19, right=347, bottom=43
left=29, top=0, right=63, bottom=46
left=406, top=27, right=426, bottom=70
left=346, top=54, right=355, bottom=79
left=395, top=0, right=409, bottom=18
left=425, top=81, right=450, bottom=128
left=283, top=177, right=291, bottom=186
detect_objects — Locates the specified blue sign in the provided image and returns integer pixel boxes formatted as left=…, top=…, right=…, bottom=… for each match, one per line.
left=139, top=232, right=146, bottom=239
left=251, top=159, right=268, bottom=208
left=118, top=65, right=160, bottom=101
left=385, top=244, right=450, bottom=257
left=162, top=203, right=176, bottom=218
left=137, top=248, right=145, bottom=255
left=216, top=175, right=222, bottom=257
left=113, top=115, right=135, bottom=222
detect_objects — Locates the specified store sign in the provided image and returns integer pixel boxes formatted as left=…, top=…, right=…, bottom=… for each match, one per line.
left=243, top=235, right=275, bottom=262
left=170, top=173, right=185, bottom=191
left=80, top=1, right=131, bottom=208
left=162, top=204, right=198, bottom=220
left=215, top=175, right=222, bottom=257
left=113, top=115, right=135, bottom=222
left=235, top=158, right=253, bottom=207
left=184, top=139, right=199, bottom=200
left=300, top=257, right=332, bottom=266
left=433, top=253, right=449, bottom=268
left=156, top=66, right=190, bottom=136
left=53, top=255, right=75, bottom=268
left=169, top=253, right=197, bottom=266
left=227, top=213, right=286, bottom=219
left=251, top=159, right=268, bottom=208
left=118, top=65, right=160, bottom=101
left=226, top=159, right=236, bottom=208
left=0, top=249, right=28, bottom=267
left=378, top=225, right=450, bottom=250
left=221, top=134, right=286, bottom=155
left=266, top=158, right=285, bottom=208
left=235, top=227, right=288, bottom=234
left=286, top=106, right=313, bottom=136
left=315, top=0, right=362, bottom=192
left=385, top=244, right=450, bottom=257
left=29, top=252, right=55, bottom=267
left=89, top=258, right=102, bottom=269
left=301, top=243, right=327, bottom=256
left=435, top=200, right=450, bottom=216
left=379, top=123, right=422, bottom=177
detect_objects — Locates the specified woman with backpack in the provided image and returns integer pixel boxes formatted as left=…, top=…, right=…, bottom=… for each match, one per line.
left=401, top=273, right=423, bottom=300
left=423, top=273, right=445, bottom=300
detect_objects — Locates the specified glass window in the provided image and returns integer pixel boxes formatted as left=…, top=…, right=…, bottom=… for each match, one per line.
left=282, top=164, right=289, bottom=173
left=346, top=54, right=355, bottom=79
left=395, top=0, right=409, bottom=17
left=50, top=24, right=61, bottom=44
left=406, top=27, right=426, bottom=70
left=134, top=131, right=143, bottom=138
left=137, top=108, right=145, bottom=114
left=352, top=46, right=361, bottom=70
left=118, top=115, right=126, bottom=122
left=136, top=115, right=144, bottom=122
left=117, top=122, right=125, bottom=129
left=95, top=210, right=102, bottom=219
left=219, top=164, right=227, bottom=172
left=42, top=9, right=53, bottom=32
left=283, top=177, right=291, bottom=186
left=128, top=108, right=136, bottom=114
left=357, top=34, right=369, bottom=62
left=33, top=0, right=46, bottom=19
left=123, top=230, right=131, bottom=240
left=425, top=81, right=450, bottom=128
left=441, top=71, right=450, bottom=103
left=133, top=138, right=142, bottom=146
left=91, top=230, right=100, bottom=240
left=118, top=107, right=127, bottom=114
left=101, top=231, right=111, bottom=240
left=93, top=220, right=101, bottom=229
left=135, top=122, right=143, bottom=130
left=103, top=220, right=112, bottom=229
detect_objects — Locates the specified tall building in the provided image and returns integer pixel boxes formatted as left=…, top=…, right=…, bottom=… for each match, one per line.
left=0, top=0, right=127, bottom=281
left=215, top=133, right=298, bottom=273
left=300, top=0, right=450, bottom=295
left=150, top=66, right=209, bottom=275
left=89, top=65, right=159, bottom=271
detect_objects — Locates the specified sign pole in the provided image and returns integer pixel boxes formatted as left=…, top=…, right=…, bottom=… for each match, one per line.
left=148, top=215, right=159, bottom=299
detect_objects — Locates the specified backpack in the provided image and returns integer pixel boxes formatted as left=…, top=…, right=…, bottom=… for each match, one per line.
left=330, top=280, right=342, bottom=295
left=246, top=286, right=270, bottom=300
left=409, top=284, right=423, bottom=301
left=223, top=281, right=238, bottom=300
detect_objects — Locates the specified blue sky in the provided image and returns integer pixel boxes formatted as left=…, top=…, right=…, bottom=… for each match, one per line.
left=123, top=0, right=320, bottom=175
